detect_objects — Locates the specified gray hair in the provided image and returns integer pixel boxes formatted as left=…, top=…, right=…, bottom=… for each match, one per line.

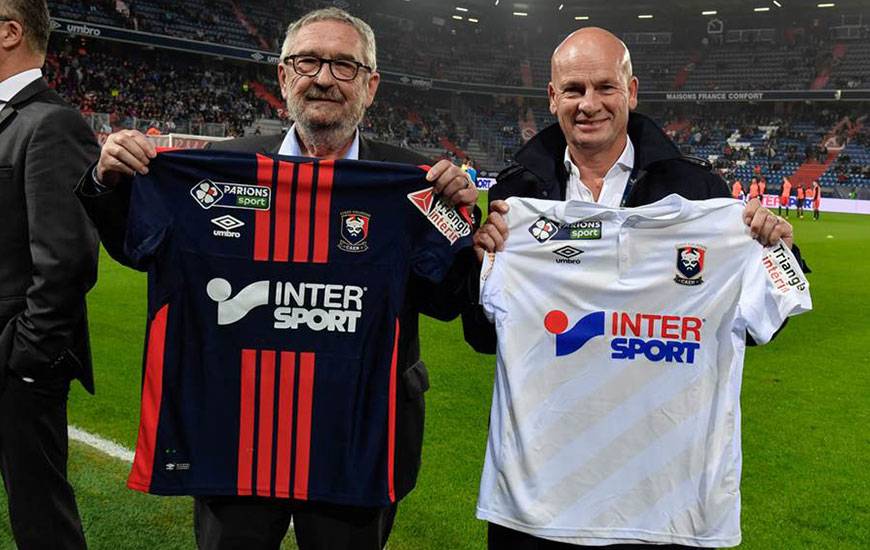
left=0, top=0, right=51, bottom=55
left=280, top=7, right=377, bottom=71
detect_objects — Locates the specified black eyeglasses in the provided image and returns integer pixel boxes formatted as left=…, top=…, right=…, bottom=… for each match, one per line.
left=283, top=55, right=373, bottom=82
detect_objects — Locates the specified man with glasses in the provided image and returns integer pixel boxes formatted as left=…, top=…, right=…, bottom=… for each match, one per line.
left=0, top=1, right=99, bottom=548
left=77, top=7, right=477, bottom=550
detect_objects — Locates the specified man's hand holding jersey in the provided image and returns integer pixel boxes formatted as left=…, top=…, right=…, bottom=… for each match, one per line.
left=473, top=198, right=795, bottom=261
left=743, top=198, right=794, bottom=248
left=95, top=130, right=478, bottom=209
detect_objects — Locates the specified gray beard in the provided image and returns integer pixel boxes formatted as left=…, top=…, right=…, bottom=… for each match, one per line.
left=287, top=97, right=366, bottom=154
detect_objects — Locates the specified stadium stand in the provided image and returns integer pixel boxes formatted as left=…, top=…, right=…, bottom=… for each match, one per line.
left=44, top=1, right=870, bottom=194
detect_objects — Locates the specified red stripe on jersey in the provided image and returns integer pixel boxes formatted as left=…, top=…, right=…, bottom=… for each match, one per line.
left=294, top=352, right=315, bottom=499
left=387, top=319, right=400, bottom=502
left=237, top=349, right=257, bottom=496
left=272, top=161, right=294, bottom=262
left=128, top=304, right=169, bottom=492
left=256, top=350, right=276, bottom=497
left=311, top=161, right=334, bottom=263
left=254, top=154, right=273, bottom=261
left=274, top=351, right=296, bottom=498
left=293, top=162, right=314, bottom=263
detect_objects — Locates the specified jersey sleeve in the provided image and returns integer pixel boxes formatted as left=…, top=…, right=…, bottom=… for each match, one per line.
left=738, top=240, right=812, bottom=345
left=409, top=194, right=474, bottom=283
left=479, top=251, right=506, bottom=324
left=123, top=171, right=173, bottom=270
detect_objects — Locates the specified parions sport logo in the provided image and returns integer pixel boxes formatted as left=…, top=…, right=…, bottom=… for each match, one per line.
left=206, top=278, right=365, bottom=332
left=528, top=216, right=602, bottom=243
left=543, top=309, right=704, bottom=364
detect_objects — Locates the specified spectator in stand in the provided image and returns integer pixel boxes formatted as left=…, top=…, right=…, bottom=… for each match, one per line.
left=779, top=176, right=792, bottom=218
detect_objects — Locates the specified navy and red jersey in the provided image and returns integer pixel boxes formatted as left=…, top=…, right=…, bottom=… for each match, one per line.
left=123, top=149, right=472, bottom=507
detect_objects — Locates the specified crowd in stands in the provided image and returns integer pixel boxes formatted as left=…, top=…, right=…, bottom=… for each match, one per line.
left=45, top=37, right=278, bottom=136
left=41, top=9, right=870, bottom=193
left=48, top=0, right=870, bottom=92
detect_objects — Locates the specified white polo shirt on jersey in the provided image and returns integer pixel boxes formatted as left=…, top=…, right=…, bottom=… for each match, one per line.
left=477, top=194, right=811, bottom=547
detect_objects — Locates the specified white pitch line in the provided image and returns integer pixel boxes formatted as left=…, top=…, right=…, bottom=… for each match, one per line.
left=68, top=424, right=135, bottom=464
left=67, top=424, right=302, bottom=534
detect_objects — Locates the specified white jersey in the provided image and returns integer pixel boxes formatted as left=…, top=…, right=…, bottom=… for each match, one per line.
left=477, top=194, right=811, bottom=547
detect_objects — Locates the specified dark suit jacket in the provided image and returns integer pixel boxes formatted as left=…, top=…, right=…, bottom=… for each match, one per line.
left=0, top=78, right=99, bottom=393
left=77, top=132, right=477, bottom=502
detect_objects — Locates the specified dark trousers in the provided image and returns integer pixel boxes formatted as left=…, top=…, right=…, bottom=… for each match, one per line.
left=488, top=523, right=694, bottom=550
left=194, top=495, right=397, bottom=550
left=0, top=376, right=86, bottom=549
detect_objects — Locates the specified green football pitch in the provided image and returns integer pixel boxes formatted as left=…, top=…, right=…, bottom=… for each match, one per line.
left=1, top=208, right=868, bottom=549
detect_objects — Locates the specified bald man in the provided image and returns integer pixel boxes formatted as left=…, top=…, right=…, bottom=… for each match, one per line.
left=463, top=28, right=809, bottom=549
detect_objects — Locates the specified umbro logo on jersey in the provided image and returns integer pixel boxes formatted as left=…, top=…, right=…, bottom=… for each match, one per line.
left=338, top=211, right=370, bottom=253
left=211, top=215, right=245, bottom=238
left=544, top=310, right=703, bottom=364
left=407, top=187, right=473, bottom=244
left=553, top=246, right=584, bottom=264
left=675, top=244, right=706, bottom=286
left=191, top=180, right=272, bottom=211
left=206, top=278, right=366, bottom=332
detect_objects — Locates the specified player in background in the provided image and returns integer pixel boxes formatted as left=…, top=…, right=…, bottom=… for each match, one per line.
left=748, top=177, right=759, bottom=201
left=810, top=180, right=822, bottom=220
left=462, top=157, right=478, bottom=186
left=731, top=179, right=743, bottom=200
left=76, top=7, right=477, bottom=550
left=796, top=184, right=805, bottom=218
left=779, top=176, right=792, bottom=217
left=758, top=176, right=766, bottom=201
left=464, top=26, right=806, bottom=548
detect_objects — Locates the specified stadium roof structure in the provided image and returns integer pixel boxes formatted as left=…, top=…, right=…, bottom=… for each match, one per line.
left=408, top=0, right=870, bottom=27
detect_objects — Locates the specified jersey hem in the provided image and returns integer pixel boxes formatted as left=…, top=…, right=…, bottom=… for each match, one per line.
left=476, top=508, right=742, bottom=548
left=128, top=481, right=395, bottom=508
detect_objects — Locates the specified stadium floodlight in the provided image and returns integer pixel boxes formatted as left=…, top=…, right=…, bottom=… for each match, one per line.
left=513, top=11, right=528, bottom=16
left=701, top=10, right=718, bottom=15
left=817, top=3, right=835, bottom=7
left=558, top=3, right=564, bottom=10
left=494, top=0, right=499, bottom=5
left=638, top=14, right=654, bottom=19
left=575, top=15, right=590, bottom=20
left=468, top=17, right=479, bottom=23
left=773, top=0, right=782, bottom=6
left=452, top=15, right=463, bottom=20
left=754, top=6, right=771, bottom=11
left=455, top=6, right=468, bottom=12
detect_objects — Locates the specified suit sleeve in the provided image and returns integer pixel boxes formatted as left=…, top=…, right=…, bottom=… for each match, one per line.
left=407, top=197, right=479, bottom=321
left=75, top=168, right=135, bottom=267
left=5, top=107, right=100, bottom=378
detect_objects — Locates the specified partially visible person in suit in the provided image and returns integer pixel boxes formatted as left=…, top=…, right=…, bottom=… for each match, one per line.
left=76, top=7, right=477, bottom=550
left=0, top=1, right=99, bottom=548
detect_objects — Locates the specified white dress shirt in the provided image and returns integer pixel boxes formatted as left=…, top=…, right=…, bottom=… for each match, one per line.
left=279, top=123, right=360, bottom=160
left=0, top=68, right=42, bottom=110
left=563, top=137, right=635, bottom=206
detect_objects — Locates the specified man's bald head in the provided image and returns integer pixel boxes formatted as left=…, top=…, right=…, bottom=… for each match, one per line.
left=547, top=26, right=638, bottom=162
left=551, top=27, right=633, bottom=85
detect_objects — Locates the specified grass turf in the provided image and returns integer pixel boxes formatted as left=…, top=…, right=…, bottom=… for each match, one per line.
left=1, top=210, right=867, bottom=549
